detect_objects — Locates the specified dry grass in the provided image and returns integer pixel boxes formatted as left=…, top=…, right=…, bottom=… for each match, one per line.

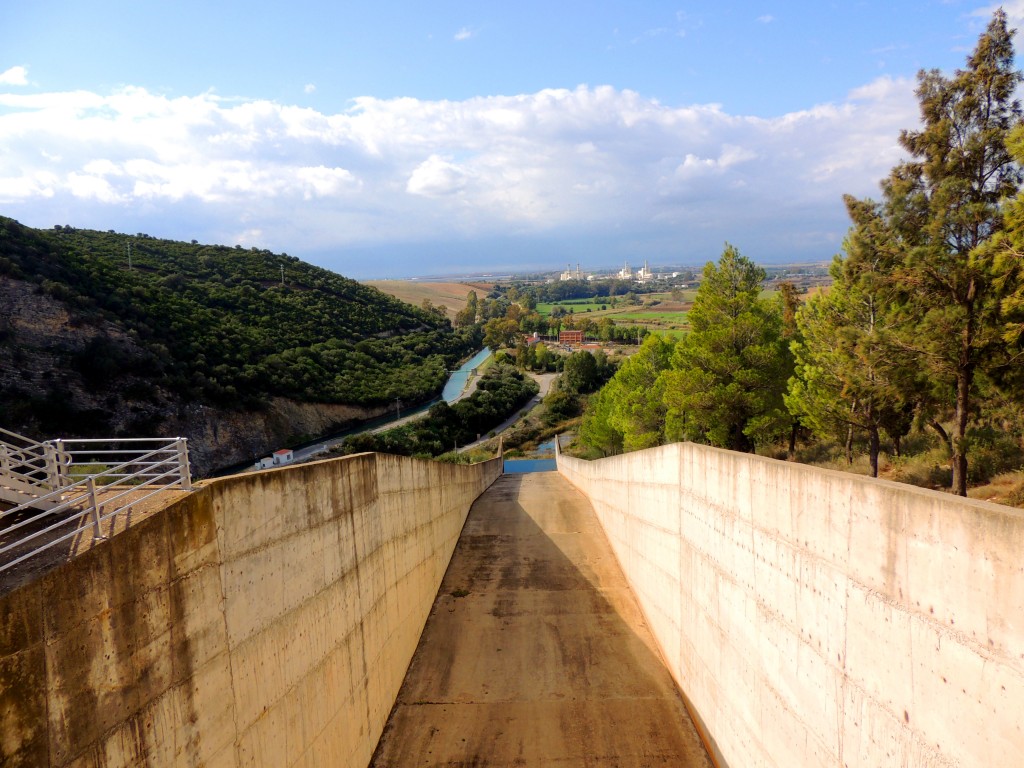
left=793, top=427, right=1024, bottom=510
left=365, top=280, right=493, bottom=318
left=968, top=471, right=1024, bottom=508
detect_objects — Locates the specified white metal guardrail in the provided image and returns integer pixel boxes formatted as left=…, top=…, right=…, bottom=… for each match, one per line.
left=0, top=435, right=193, bottom=574
left=0, top=427, right=57, bottom=507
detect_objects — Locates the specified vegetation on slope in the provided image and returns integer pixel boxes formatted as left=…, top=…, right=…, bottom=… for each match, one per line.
left=0, top=217, right=479, bottom=434
left=337, top=363, right=538, bottom=458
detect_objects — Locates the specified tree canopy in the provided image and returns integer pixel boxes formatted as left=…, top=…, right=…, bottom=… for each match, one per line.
left=0, top=217, right=479, bottom=437
left=663, top=245, right=789, bottom=452
left=877, top=9, right=1022, bottom=493
left=578, top=12, right=1024, bottom=498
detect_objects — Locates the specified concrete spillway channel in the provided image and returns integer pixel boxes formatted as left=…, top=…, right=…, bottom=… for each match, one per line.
left=371, top=472, right=713, bottom=766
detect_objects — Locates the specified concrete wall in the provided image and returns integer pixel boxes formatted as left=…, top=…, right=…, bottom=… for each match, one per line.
left=558, top=442, right=1024, bottom=768
left=1, top=452, right=501, bottom=768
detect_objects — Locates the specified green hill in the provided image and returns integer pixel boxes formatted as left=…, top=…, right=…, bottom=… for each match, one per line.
left=0, top=217, right=480, bottom=472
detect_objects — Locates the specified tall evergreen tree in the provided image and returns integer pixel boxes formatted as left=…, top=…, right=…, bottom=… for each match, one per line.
left=881, top=9, right=1023, bottom=495
left=786, top=197, right=913, bottom=477
left=662, top=244, right=789, bottom=452
left=578, top=334, right=674, bottom=454
left=454, top=290, right=479, bottom=327
left=578, top=385, right=624, bottom=457
left=981, top=124, right=1024, bottom=387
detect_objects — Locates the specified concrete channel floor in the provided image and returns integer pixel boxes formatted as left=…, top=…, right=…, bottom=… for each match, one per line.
left=371, top=472, right=713, bottom=767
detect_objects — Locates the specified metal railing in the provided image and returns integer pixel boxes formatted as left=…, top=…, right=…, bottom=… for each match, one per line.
left=0, top=436, right=193, bottom=574
left=0, top=427, right=56, bottom=502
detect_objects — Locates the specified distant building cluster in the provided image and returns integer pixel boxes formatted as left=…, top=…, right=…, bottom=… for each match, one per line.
left=553, top=260, right=682, bottom=284
left=560, top=263, right=585, bottom=281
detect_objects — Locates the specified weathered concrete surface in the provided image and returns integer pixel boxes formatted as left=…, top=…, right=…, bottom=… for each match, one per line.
left=371, top=472, right=712, bottom=767
left=0, top=452, right=500, bottom=768
left=558, top=442, right=1024, bottom=768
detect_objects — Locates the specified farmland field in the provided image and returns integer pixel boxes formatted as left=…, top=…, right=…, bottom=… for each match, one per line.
left=365, top=280, right=493, bottom=318
left=543, top=299, right=692, bottom=334
left=536, top=301, right=612, bottom=314
left=609, top=311, right=689, bottom=321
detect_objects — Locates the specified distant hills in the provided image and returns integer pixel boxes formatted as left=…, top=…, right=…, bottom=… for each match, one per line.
left=0, top=217, right=480, bottom=474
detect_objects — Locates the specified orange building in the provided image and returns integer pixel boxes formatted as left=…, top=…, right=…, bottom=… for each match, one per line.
left=559, top=330, right=584, bottom=346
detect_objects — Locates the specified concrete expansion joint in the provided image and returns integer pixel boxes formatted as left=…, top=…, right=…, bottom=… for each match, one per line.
left=855, top=584, right=1007, bottom=664
left=842, top=674, right=959, bottom=766
left=212, top=553, right=244, bottom=763
left=221, top=518, right=346, bottom=562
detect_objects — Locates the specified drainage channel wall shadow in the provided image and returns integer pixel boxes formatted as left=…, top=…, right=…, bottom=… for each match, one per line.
left=0, top=452, right=501, bottom=768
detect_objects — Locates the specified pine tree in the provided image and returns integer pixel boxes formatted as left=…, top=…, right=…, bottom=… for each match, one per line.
left=786, top=197, right=914, bottom=476
left=980, top=124, right=1024, bottom=393
left=881, top=10, right=1023, bottom=494
left=454, top=290, right=479, bottom=327
left=662, top=244, right=789, bottom=452
left=578, top=334, right=674, bottom=454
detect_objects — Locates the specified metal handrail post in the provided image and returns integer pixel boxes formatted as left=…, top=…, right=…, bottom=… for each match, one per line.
left=53, top=439, right=70, bottom=488
left=176, top=438, right=193, bottom=491
left=86, top=476, right=106, bottom=541
left=43, top=441, right=62, bottom=490
left=2, top=434, right=198, bottom=574
left=0, top=443, right=8, bottom=476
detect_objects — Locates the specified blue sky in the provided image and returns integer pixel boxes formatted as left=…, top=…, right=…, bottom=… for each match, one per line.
left=1, top=1, right=1019, bottom=277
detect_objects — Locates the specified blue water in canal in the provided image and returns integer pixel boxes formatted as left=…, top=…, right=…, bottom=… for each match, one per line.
left=442, top=348, right=492, bottom=402
left=503, top=459, right=556, bottom=473
left=503, top=438, right=558, bottom=473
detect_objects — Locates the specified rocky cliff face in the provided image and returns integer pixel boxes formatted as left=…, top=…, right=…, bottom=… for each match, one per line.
left=0, top=275, right=389, bottom=476
left=172, top=398, right=391, bottom=476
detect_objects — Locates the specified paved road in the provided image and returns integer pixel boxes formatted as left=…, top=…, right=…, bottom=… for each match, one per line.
left=275, top=369, right=551, bottom=466
left=370, top=472, right=712, bottom=766
left=269, top=364, right=494, bottom=466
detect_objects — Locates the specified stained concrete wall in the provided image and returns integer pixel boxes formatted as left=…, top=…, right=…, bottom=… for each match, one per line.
left=1, top=452, right=501, bottom=768
left=558, top=442, right=1024, bottom=768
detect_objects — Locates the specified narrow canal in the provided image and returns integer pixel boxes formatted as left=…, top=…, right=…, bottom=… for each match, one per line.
left=502, top=437, right=557, bottom=474
left=442, top=347, right=492, bottom=402
left=219, top=349, right=494, bottom=476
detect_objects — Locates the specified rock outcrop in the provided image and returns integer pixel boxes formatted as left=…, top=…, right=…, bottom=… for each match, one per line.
left=0, top=275, right=390, bottom=476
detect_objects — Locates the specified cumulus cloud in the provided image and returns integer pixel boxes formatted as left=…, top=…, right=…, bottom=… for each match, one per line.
left=454, top=27, right=475, bottom=41
left=304, top=83, right=316, bottom=94
left=0, top=65, right=28, bottom=85
left=0, top=78, right=919, bottom=270
left=972, top=1, right=1024, bottom=25
left=757, top=15, right=775, bottom=24
left=407, top=155, right=471, bottom=196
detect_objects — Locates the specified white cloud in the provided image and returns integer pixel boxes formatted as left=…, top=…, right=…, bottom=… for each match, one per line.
left=758, top=15, right=775, bottom=24
left=454, top=27, right=475, bottom=41
left=0, top=78, right=920, bottom=268
left=407, top=155, right=470, bottom=196
left=972, top=1, right=1024, bottom=26
left=304, top=83, right=316, bottom=94
left=0, top=65, right=28, bottom=86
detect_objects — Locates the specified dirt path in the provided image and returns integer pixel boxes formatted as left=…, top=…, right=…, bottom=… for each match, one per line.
left=371, top=472, right=712, bottom=767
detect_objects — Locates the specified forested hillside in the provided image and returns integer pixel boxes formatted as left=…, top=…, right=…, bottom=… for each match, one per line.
left=0, top=217, right=479, bottom=472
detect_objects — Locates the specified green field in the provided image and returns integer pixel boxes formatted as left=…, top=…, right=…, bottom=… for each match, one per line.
left=646, top=290, right=699, bottom=302
left=609, top=311, right=689, bottom=322
left=536, top=301, right=612, bottom=315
